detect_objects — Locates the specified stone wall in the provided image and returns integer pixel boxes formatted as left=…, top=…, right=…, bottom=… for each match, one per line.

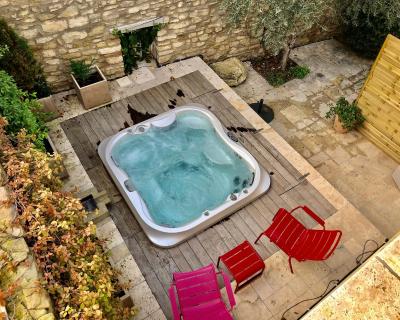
left=0, top=166, right=55, bottom=320
left=0, top=0, right=336, bottom=92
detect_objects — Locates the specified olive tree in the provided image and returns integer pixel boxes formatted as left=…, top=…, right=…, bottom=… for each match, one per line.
left=221, top=0, right=332, bottom=70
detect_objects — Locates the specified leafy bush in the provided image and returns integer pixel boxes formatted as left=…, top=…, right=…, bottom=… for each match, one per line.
left=0, top=119, right=135, bottom=319
left=290, top=65, right=310, bottom=79
left=0, top=44, right=9, bottom=58
left=70, top=58, right=95, bottom=86
left=266, top=64, right=310, bottom=87
left=266, top=71, right=287, bottom=87
left=0, top=18, right=51, bottom=98
left=113, top=25, right=162, bottom=74
left=337, top=0, right=400, bottom=58
left=0, top=70, right=48, bottom=149
left=325, top=97, right=365, bottom=130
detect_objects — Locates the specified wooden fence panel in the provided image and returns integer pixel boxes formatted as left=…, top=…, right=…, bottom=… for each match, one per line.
left=357, top=34, right=400, bottom=163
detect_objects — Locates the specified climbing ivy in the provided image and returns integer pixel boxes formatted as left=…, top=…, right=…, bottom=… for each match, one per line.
left=113, top=25, right=162, bottom=74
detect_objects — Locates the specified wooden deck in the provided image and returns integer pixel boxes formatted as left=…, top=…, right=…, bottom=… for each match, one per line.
left=61, top=71, right=336, bottom=317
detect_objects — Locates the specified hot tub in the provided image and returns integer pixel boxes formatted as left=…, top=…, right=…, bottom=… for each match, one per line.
left=98, top=104, right=270, bottom=247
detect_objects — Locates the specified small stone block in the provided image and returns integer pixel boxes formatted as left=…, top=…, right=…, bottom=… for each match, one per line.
left=115, top=255, right=145, bottom=287
left=130, top=67, right=156, bottom=84
left=23, top=289, right=52, bottom=310
left=128, top=282, right=160, bottom=320
left=117, top=76, right=133, bottom=88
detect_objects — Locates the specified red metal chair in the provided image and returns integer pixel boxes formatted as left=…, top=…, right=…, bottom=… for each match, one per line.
left=255, top=205, right=342, bottom=273
left=168, top=263, right=236, bottom=320
left=217, top=240, right=265, bottom=292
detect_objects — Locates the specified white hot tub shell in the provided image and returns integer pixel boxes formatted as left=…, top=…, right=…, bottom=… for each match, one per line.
left=98, top=104, right=271, bottom=247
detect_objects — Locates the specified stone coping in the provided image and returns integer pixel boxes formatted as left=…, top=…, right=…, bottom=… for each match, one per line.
left=112, top=17, right=166, bottom=34
left=48, top=56, right=384, bottom=320
left=302, top=233, right=400, bottom=320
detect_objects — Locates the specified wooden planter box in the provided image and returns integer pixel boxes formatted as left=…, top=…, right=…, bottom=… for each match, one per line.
left=71, top=65, right=112, bottom=110
left=38, top=95, right=61, bottom=120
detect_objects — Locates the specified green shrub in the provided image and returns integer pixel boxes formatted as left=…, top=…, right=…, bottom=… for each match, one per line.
left=325, top=97, right=365, bottom=130
left=113, top=25, right=162, bottom=74
left=0, top=44, right=9, bottom=58
left=337, top=0, right=400, bottom=58
left=0, top=18, right=51, bottom=98
left=70, top=59, right=95, bottom=86
left=266, top=72, right=287, bottom=87
left=0, top=70, right=48, bottom=149
left=290, top=65, right=310, bottom=79
left=266, top=65, right=310, bottom=87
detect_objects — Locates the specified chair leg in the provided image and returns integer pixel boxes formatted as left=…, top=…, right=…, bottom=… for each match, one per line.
left=254, top=232, right=263, bottom=244
left=288, top=257, right=294, bottom=274
left=217, top=257, right=221, bottom=268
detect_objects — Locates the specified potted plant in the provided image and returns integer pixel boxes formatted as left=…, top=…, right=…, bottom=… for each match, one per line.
left=70, top=59, right=112, bottom=109
left=325, top=97, right=365, bottom=133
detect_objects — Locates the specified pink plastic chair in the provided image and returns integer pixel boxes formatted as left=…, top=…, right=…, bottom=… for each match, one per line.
left=168, top=264, right=236, bottom=320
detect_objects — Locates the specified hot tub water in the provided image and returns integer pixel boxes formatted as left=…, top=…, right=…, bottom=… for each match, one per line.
left=111, top=111, right=253, bottom=227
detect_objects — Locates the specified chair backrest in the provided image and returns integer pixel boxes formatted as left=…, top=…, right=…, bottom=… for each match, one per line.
left=264, top=208, right=307, bottom=257
left=173, top=264, right=222, bottom=314
left=265, top=208, right=341, bottom=261
left=293, top=229, right=342, bottom=261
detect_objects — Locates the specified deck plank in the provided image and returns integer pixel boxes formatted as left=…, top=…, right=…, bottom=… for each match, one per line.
left=75, top=115, right=103, bottom=149
left=176, top=242, right=203, bottom=270
left=187, top=237, right=213, bottom=266
left=196, top=227, right=229, bottom=263
left=82, top=110, right=109, bottom=141
left=113, top=100, right=134, bottom=126
left=61, top=118, right=99, bottom=170
left=60, top=71, right=337, bottom=318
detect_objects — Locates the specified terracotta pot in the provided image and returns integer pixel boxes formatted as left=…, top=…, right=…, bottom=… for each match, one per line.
left=71, top=65, right=112, bottom=110
left=333, top=115, right=348, bottom=133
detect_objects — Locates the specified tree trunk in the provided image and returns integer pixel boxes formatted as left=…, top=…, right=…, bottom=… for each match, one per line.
left=261, top=27, right=269, bottom=75
left=281, top=43, right=290, bottom=71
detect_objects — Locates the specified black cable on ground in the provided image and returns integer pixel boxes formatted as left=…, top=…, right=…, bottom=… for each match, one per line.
left=355, top=239, right=379, bottom=265
left=280, top=238, right=386, bottom=320
left=281, top=279, right=340, bottom=320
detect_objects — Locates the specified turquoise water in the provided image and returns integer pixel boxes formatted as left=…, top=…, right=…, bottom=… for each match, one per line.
left=111, top=111, right=253, bottom=228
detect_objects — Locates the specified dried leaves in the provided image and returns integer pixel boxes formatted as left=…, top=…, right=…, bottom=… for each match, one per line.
left=0, top=118, right=135, bottom=319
